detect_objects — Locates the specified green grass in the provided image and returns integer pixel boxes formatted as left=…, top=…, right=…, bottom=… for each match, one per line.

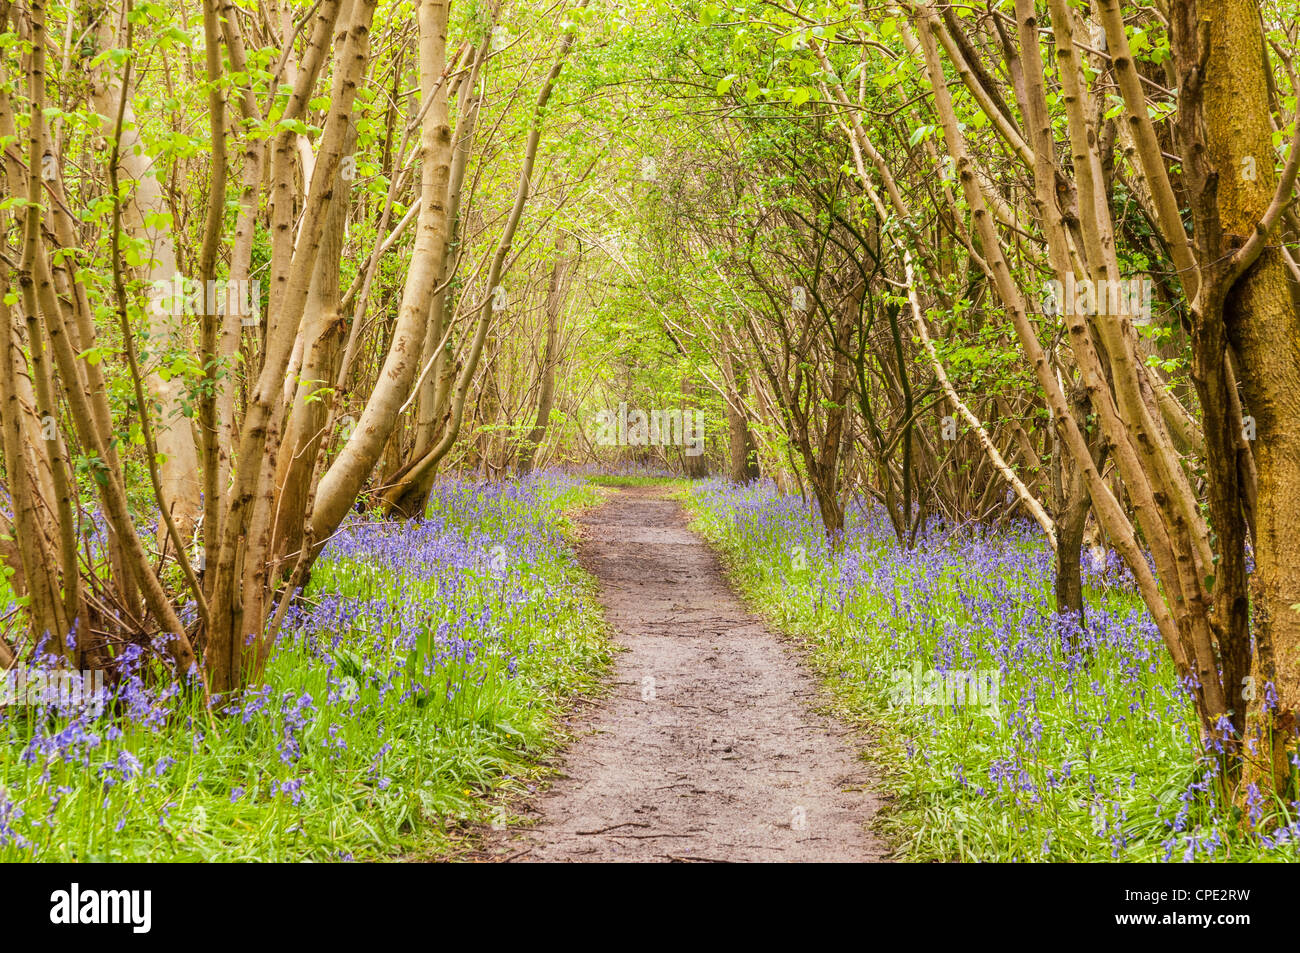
left=584, top=474, right=683, bottom=487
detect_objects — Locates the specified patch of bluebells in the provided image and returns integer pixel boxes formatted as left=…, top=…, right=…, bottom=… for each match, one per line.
left=691, top=478, right=1300, bottom=862
left=0, top=472, right=589, bottom=859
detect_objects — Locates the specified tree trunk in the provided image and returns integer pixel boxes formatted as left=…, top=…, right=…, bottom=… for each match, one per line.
left=723, top=348, right=760, bottom=483
left=270, top=114, right=355, bottom=570
left=683, top=375, right=708, bottom=479
left=518, top=236, right=570, bottom=474
left=1191, top=0, right=1300, bottom=795
left=91, top=7, right=201, bottom=540
left=311, top=0, right=455, bottom=533
left=204, top=0, right=370, bottom=694
left=376, top=10, right=585, bottom=514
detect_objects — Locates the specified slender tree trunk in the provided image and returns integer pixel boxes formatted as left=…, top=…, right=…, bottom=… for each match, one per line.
left=376, top=9, right=585, bottom=514
left=91, top=5, right=202, bottom=540
left=682, top=375, right=708, bottom=479
left=517, top=236, right=570, bottom=474
left=0, top=294, right=67, bottom=654
left=721, top=338, right=760, bottom=483
left=270, top=34, right=359, bottom=570
left=311, top=0, right=455, bottom=533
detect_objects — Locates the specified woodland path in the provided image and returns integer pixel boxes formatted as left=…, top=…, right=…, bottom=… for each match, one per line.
left=485, top=484, right=889, bottom=862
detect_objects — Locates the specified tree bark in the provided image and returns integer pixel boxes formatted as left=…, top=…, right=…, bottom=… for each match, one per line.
left=1186, top=0, right=1300, bottom=794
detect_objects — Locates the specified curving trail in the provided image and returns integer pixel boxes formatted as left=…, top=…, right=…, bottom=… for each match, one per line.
left=488, top=484, right=889, bottom=863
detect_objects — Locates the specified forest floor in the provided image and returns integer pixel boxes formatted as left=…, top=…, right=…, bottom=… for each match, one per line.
left=481, top=484, right=889, bottom=862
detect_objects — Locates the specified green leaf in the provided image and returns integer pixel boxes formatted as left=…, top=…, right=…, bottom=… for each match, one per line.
left=277, top=117, right=311, bottom=136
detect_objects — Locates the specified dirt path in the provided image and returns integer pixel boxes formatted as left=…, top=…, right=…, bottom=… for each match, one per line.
left=489, top=485, right=889, bottom=862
